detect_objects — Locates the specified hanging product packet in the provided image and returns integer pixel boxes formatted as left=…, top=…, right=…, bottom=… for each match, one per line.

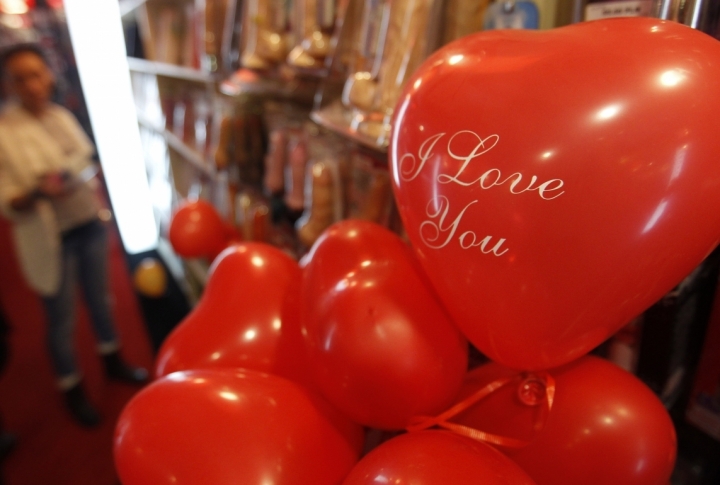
left=311, top=0, right=443, bottom=150
left=296, top=133, right=347, bottom=248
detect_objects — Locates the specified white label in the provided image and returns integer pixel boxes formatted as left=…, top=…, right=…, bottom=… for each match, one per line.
left=584, top=0, right=653, bottom=21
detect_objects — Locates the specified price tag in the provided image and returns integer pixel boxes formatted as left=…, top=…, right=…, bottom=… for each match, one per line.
left=584, top=0, right=653, bottom=21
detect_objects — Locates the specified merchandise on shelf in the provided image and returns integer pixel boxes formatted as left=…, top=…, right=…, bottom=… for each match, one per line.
left=139, top=0, right=201, bottom=68
left=286, top=0, right=338, bottom=71
left=312, top=0, right=444, bottom=149
left=240, top=0, right=294, bottom=69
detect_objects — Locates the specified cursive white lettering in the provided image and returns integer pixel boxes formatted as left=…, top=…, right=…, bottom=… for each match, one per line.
left=399, top=132, right=445, bottom=182
left=420, top=196, right=509, bottom=256
left=438, top=131, right=500, bottom=186
left=399, top=130, right=565, bottom=201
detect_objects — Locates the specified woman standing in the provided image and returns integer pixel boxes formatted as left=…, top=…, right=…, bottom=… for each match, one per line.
left=0, top=43, right=147, bottom=427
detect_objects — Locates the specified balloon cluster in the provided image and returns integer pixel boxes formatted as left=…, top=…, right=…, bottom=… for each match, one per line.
left=115, top=223, right=676, bottom=485
left=115, top=17, right=720, bottom=485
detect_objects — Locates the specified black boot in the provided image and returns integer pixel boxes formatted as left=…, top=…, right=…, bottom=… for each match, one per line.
left=0, top=431, right=16, bottom=461
left=103, top=351, right=148, bottom=384
left=64, top=383, right=100, bottom=427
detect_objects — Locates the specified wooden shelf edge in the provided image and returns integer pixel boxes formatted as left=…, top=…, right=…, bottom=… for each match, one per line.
left=136, top=113, right=217, bottom=180
left=310, top=109, right=389, bottom=154
left=127, top=57, right=215, bottom=83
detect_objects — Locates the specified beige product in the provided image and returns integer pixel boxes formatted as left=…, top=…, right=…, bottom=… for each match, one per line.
left=341, top=0, right=389, bottom=112
left=303, top=30, right=332, bottom=58
left=256, top=29, right=289, bottom=63
left=205, top=0, right=231, bottom=70
left=284, top=139, right=308, bottom=211
left=338, top=0, right=435, bottom=142
left=241, top=51, right=272, bottom=70
left=242, top=0, right=291, bottom=67
left=287, top=0, right=335, bottom=68
left=442, top=0, right=490, bottom=44
left=356, top=170, right=391, bottom=223
left=287, top=31, right=332, bottom=68
left=342, top=71, right=379, bottom=113
left=376, top=0, right=433, bottom=115
left=297, top=162, right=335, bottom=247
left=155, top=6, right=182, bottom=65
left=298, top=0, right=319, bottom=38
left=287, top=47, right=322, bottom=68
left=263, top=129, right=288, bottom=195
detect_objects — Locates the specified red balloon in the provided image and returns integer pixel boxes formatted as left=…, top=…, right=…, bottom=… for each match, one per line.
left=155, top=243, right=309, bottom=385
left=343, top=430, right=537, bottom=485
left=168, top=199, right=229, bottom=259
left=390, top=18, right=720, bottom=370
left=114, top=369, right=364, bottom=485
left=450, top=356, right=676, bottom=485
left=302, top=220, right=468, bottom=430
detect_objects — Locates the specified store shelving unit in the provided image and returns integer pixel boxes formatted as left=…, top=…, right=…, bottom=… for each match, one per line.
left=127, top=56, right=217, bottom=83
left=121, top=0, right=232, bottom=290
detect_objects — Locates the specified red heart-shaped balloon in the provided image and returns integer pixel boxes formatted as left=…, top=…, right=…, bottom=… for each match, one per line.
left=342, top=430, right=537, bottom=485
left=450, top=356, right=676, bottom=485
left=155, top=243, right=309, bottom=385
left=114, top=369, right=364, bottom=485
left=391, top=18, right=720, bottom=370
left=302, top=220, right=468, bottom=430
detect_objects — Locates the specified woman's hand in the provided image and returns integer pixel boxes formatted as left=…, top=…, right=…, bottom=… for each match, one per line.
left=38, top=171, right=72, bottom=198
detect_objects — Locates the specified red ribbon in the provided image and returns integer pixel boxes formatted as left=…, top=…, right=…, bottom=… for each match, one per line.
left=406, top=372, right=556, bottom=449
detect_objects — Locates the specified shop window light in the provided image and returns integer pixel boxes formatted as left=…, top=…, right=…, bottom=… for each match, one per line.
left=63, top=0, right=158, bottom=254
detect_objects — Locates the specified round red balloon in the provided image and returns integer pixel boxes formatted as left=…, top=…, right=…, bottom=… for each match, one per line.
left=343, top=430, right=536, bottom=485
left=155, top=243, right=308, bottom=385
left=168, top=199, right=229, bottom=259
left=114, top=369, right=364, bottom=485
left=450, top=356, right=676, bottom=485
left=302, top=220, right=468, bottom=430
left=390, top=18, right=720, bottom=370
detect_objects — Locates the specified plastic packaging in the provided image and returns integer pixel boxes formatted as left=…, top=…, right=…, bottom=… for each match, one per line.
left=311, top=0, right=443, bottom=150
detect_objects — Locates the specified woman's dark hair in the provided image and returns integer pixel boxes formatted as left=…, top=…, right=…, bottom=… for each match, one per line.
left=0, top=43, right=49, bottom=76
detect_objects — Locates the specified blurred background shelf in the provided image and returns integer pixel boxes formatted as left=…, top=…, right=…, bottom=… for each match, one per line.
left=127, top=57, right=215, bottom=84
left=136, top=113, right=217, bottom=180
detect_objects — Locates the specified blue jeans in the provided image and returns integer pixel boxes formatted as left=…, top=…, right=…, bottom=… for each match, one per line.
left=41, top=220, right=119, bottom=389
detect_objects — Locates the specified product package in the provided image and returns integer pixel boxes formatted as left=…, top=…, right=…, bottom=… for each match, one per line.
left=295, top=132, right=348, bottom=248
left=204, top=0, right=236, bottom=72
left=311, top=0, right=443, bottom=150
left=344, top=149, right=393, bottom=226
left=136, top=0, right=202, bottom=68
left=286, top=0, right=340, bottom=73
left=240, top=0, right=295, bottom=70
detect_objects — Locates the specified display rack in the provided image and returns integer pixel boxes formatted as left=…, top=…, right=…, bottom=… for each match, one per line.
left=127, top=56, right=217, bottom=83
